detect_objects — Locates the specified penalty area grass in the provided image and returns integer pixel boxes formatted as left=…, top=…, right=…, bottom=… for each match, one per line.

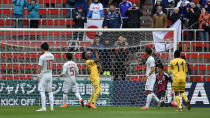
left=0, top=106, right=209, bottom=118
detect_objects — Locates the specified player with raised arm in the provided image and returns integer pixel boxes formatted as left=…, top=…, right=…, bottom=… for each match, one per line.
left=60, top=53, right=84, bottom=107
left=140, top=47, right=161, bottom=110
left=82, top=48, right=101, bottom=109
left=168, top=50, right=191, bottom=111
left=36, top=42, right=54, bottom=112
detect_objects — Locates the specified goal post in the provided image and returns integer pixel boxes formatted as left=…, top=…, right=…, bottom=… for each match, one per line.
left=0, top=28, right=177, bottom=107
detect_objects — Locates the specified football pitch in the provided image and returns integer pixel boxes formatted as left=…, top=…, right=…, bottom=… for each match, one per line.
left=0, top=106, right=209, bottom=118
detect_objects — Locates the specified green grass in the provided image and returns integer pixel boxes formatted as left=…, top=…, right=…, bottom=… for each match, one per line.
left=0, top=106, right=209, bottom=118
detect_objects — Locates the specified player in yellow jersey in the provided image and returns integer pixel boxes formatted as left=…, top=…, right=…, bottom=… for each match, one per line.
left=82, top=48, right=101, bottom=109
left=168, top=50, right=191, bottom=111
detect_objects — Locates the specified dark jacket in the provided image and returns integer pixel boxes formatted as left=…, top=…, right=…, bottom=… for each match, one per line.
left=103, top=10, right=121, bottom=28
left=74, top=0, right=88, bottom=16
left=73, top=11, right=86, bottom=28
left=125, top=8, right=143, bottom=28
left=179, top=6, right=187, bottom=18
left=168, top=13, right=181, bottom=25
left=187, top=7, right=200, bottom=29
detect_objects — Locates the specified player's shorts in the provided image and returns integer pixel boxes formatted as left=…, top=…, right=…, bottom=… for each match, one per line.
left=157, top=90, right=166, bottom=100
left=172, top=82, right=186, bottom=91
left=38, top=73, right=52, bottom=92
left=90, top=77, right=100, bottom=89
left=145, top=76, right=156, bottom=91
left=62, top=79, right=78, bottom=93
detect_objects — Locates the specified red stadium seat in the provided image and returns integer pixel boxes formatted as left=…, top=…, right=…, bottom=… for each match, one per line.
left=14, top=76, right=19, bottom=80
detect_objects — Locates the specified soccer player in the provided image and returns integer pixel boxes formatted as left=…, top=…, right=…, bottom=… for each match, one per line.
left=60, top=53, right=84, bottom=107
left=36, top=42, right=54, bottom=111
left=156, top=64, right=177, bottom=107
left=168, top=50, right=191, bottom=111
left=82, top=48, right=101, bottom=109
left=140, top=47, right=161, bottom=110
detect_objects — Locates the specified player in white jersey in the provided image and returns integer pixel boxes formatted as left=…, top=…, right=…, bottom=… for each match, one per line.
left=60, top=53, right=84, bottom=107
left=140, top=47, right=161, bottom=110
left=87, top=0, right=104, bottom=19
left=36, top=42, right=54, bottom=112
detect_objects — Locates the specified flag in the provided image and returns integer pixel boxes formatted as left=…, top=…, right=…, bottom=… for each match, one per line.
left=84, top=19, right=103, bottom=41
left=153, top=19, right=182, bottom=52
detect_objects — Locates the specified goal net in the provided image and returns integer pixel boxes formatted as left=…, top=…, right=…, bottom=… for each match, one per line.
left=0, top=28, right=177, bottom=106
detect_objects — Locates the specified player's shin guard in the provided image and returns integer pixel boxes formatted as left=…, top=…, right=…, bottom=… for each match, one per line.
left=75, top=92, right=82, bottom=101
left=175, top=95, right=182, bottom=108
left=63, top=93, right=68, bottom=104
left=181, top=93, right=189, bottom=102
left=40, top=92, right=46, bottom=109
left=49, top=92, right=54, bottom=110
left=146, top=94, right=153, bottom=108
left=91, top=86, right=102, bottom=103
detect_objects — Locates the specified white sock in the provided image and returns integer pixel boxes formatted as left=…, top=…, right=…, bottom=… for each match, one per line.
left=146, top=93, right=153, bottom=108
left=63, top=94, right=68, bottom=104
left=49, top=92, right=54, bottom=110
left=75, top=92, right=82, bottom=101
left=40, top=92, right=46, bottom=109
left=152, top=93, right=160, bottom=102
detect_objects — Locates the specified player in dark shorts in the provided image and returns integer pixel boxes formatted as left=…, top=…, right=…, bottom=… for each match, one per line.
left=156, top=64, right=177, bottom=107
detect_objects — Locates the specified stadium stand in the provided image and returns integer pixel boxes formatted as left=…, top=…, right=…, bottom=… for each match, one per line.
left=0, top=0, right=209, bottom=83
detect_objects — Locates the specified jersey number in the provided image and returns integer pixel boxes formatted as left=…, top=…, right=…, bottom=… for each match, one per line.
left=46, top=60, right=53, bottom=70
left=175, top=62, right=184, bottom=72
left=70, top=67, right=75, bottom=76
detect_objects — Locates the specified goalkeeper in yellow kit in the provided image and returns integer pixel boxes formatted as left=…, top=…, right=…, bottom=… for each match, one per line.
left=168, top=50, right=191, bottom=111
left=82, top=48, right=101, bottom=109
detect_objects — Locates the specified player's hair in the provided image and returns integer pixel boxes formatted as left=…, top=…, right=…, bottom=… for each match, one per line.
left=174, top=50, right=181, bottom=58
left=156, top=64, right=164, bottom=70
left=66, top=53, right=73, bottom=60
left=41, top=42, right=49, bottom=51
left=109, top=3, right=116, bottom=7
left=145, top=47, right=152, bottom=55
left=82, top=51, right=86, bottom=60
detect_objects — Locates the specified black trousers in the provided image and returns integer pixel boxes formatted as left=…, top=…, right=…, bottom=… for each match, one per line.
left=30, top=20, right=38, bottom=28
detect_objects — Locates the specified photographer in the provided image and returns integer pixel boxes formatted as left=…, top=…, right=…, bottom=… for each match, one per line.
left=125, top=3, right=143, bottom=28
left=27, top=0, right=39, bottom=28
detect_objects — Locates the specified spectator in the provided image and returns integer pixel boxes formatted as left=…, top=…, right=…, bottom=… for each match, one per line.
left=113, top=36, right=129, bottom=80
left=73, top=5, right=87, bottom=41
left=152, top=0, right=166, bottom=16
left=87, top=0, right=104, bottom=19
left=91, top=35, right=104, bottom=69
left=153, top=0, right=168, bottom=8
left=102, top=4, right=121, bottom=28
left=152, top=6, right=168, bottom=28
left=28, top=0, right=39, bottom=28
left=199, top=0, right=208, bottom=8
left=125, top=3, right=143, bottom=28
left=199, top=8, right=209, bottom=41
left=75, top=0, right=88, bottom=17
left=66, top=0, right=76, bottom=18
left=168, top=7, right=181, bottom=25
left=187, top=2, right=200, bottom=40
left=12, top=0, right=28, bottom=28
left=119, top=0, right=132, bottom=28
left=176, top=0, right=191, bottom=7
left=179, top=2, right=188, bottom=19
left=104, top=0, right=118, bottom=8
left=102, top=38, right=113, bottom=76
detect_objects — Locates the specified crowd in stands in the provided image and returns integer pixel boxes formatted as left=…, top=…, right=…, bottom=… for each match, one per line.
left=9, top=0, right=210, bottom=40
